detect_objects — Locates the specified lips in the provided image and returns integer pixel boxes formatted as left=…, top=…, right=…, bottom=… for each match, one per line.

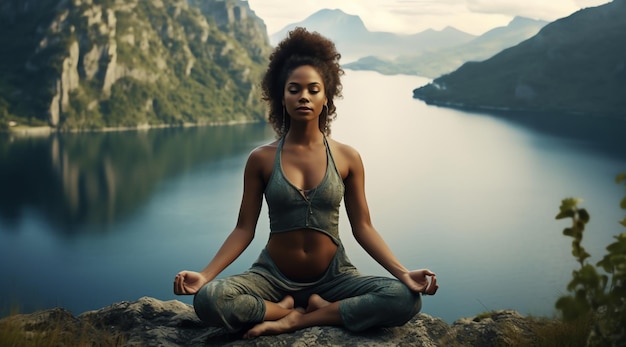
left=296, top=106, right=313, bottom=112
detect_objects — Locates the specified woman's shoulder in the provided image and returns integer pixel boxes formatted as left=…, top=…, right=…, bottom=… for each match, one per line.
left=327, top=137, right=361, bottom=159
left=247, top=139, right=280, bottom=164
left=327, top=137, right=363, bottom=169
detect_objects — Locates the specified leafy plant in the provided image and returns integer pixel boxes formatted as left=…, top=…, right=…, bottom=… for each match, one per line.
left=555, top=173, right=626, bottom=346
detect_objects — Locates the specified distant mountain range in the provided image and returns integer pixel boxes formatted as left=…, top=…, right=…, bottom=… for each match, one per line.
left=271, top=9, right=547, bottom=78
left=345, top=17, right=548, bottom=78
left=270, top=9, right=476, bottom=63
left=412, top=0, right=626, bottom=118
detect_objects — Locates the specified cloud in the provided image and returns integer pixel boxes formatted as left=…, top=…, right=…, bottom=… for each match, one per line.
left=248, top=0, right=611, bottom=36
left=382, top=1, right=467, bottom=16
left=465, top=0, right=608, bottom=20
left=358, top=0, right=511, bottom=34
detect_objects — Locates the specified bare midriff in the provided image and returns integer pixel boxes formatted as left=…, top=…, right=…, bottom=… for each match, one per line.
left=267, top=229, right=338, bottom=282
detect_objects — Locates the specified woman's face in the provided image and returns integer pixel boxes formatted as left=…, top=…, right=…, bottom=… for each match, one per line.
left=283, top=65, right=327, bottom=126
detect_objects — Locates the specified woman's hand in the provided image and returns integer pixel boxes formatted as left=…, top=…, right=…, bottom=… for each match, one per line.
left=173, top=271, right=207, bottom=295
left=399, top=269, right=438, bottom=295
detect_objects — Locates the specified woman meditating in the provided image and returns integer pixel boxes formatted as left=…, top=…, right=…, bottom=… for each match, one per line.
left=173, top=27, right=438, bottom=339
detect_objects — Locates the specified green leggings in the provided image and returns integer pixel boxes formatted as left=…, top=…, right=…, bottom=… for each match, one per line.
left=193, top=243, right=422, bottom=332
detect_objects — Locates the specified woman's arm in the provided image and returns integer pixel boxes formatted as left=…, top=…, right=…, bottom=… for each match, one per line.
left=342, top=146, right=438, bottom=295
left=174, top=148, right=266, bottom=295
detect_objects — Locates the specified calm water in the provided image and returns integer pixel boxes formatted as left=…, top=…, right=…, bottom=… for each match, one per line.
left=1, top=71, right=625, bottom=323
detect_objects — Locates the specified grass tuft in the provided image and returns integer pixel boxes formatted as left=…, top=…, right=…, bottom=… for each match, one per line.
left=0, top=308, right=126, bottom=347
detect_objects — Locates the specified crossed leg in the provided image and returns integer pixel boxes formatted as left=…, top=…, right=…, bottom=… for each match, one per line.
left=263, top=295, right=296, bottom=321
left=244, top=294, right=341, bottom=339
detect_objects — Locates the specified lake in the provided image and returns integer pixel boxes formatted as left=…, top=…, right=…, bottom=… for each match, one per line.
left=1, top=70, right=625, bottom=324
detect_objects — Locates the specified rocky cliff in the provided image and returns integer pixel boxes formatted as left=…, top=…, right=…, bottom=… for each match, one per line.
left=0, top=0, right=271, bottom=130
left=0, top=297, right=546, bottom=346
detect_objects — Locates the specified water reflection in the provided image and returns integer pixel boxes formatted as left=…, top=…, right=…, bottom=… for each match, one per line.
left=452, top=108, right=626, bottom=160
left=0, top=124, right=273, bottom=232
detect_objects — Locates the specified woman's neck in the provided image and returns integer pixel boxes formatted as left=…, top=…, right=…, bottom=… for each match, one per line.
left=284, top=124, right=324, bottom=146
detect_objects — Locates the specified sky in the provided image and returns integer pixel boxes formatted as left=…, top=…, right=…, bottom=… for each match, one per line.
left=247, top=0, right=613, bottom=36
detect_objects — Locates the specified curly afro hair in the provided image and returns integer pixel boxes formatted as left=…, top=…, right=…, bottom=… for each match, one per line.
left=261, top=27, right=344, bottom=137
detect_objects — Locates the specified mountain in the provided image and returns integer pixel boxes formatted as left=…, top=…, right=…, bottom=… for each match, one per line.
left=270, top=9, right=475, bottom=63
left=345, top=17, right=548, bottom=78
left=271, top=8, right=370, bottom=45
left=0, top=0, right=272, bottom=131
left=412, top=0, right=626, bottom=118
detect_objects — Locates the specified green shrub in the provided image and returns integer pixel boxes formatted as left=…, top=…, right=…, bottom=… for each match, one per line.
left=555, top=173, right=626, bottom=346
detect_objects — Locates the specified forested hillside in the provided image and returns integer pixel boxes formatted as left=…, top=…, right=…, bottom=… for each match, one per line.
left=413, top=0, right=626, bottom=118
left=0, top=0, right=272, bottom=130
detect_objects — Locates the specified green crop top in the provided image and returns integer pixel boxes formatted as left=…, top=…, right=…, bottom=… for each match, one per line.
left=264, top=136, right=345, bottom=245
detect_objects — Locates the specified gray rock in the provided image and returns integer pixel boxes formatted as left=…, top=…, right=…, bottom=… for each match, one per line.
left=0, top=296, right=540, bottom=346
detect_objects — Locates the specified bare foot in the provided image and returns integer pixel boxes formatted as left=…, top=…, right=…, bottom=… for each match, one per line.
left=244, top=309, right=303, bottom=339
left=277, top=295, right=294, bottom=310
left=306, top=294, right=331, bottom=313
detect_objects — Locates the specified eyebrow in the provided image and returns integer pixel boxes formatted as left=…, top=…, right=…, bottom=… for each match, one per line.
left=287, top=82, right=322, bottom=86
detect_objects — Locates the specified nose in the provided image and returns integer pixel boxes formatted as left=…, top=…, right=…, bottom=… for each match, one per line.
left=299, top=90, right=311, bottom=102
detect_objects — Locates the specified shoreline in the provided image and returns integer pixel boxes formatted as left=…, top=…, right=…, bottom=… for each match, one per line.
left=412, top=97, right=626, bottom=121
left=2, top=119, right=265, bottom=137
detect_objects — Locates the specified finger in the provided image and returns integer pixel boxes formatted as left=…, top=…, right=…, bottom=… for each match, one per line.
left=421, top=277, right=434, bottom=295
left=175, top=273, right=186, bottom=295
left=179, top=275, right=188, bottom=295
left=424, top=269, right=436, bottom=277
left=427, top=276, right=438, bottom=295
left=174, top=275, right=181, bottom=294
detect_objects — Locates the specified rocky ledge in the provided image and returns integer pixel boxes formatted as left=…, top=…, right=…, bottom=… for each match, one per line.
left=1, top=296, right=542, bottom=346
